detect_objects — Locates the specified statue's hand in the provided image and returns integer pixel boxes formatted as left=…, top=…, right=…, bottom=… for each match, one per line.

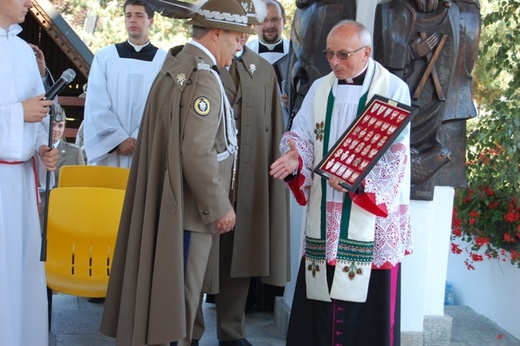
left=410, top=32, right=439, bottom=59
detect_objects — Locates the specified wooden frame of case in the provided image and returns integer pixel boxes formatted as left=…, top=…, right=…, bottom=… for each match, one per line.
left=314, top=94, right=417, bottom=191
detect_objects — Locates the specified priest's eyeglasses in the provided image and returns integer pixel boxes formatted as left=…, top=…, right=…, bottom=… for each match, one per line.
left=322, top=46, right=367, bottom=60
left=263, top=17, right=282, bottom=24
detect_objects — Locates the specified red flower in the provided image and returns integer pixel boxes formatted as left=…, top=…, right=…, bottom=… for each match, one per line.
left=488, top=201, right=499, bottom=209
left=503, top=233, right=515, bottom=243
left=484, top=186, right=494, bottom=196
left=504, top=210, right=519, bottom=223
left=452, top=227, right=462, bottom=237
left=464, top=259, right=475, bottom=270
left=469, top=210, right=480, bottom=218
left=470, top=253, right=484, bottom=262
left=451, top=243, right=463, bottom=254
left=474, top=237, right=489, bottom=246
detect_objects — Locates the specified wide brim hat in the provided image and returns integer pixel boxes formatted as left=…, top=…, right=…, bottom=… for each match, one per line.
left=237, top=0, right=267, bottom=25
left=187, top=0, right=255, bottom=34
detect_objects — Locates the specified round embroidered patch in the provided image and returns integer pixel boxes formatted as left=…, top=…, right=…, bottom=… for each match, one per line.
left=193, top=96, right=211, bottom=116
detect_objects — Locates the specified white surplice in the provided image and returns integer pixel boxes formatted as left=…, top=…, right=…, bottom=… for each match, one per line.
left=84, top=44, right=166, bottom=168
left=0, top=24, right=49, bottom=346
left=245, top=37, right=290, bottom=65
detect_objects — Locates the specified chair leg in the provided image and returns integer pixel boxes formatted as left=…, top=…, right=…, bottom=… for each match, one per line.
left=47, top=286, right=53, bottom=331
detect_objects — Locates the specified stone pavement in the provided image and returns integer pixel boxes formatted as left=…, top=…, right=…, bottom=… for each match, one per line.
left=49, top=294, right=520, bottom=346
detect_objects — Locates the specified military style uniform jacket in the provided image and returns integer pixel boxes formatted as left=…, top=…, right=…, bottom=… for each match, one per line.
left=101, top=44, right=234, bottom=345
left=54, top=140, right=84, bottom=183
left=39, top=141, right=84, bottom=211
left=218, top=47, right=290, bottom=286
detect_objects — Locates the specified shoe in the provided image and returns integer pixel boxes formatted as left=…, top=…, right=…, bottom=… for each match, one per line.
left=218, top=339, right=252, bottom=346
left=191, top=340, right=199, bottom=346
left=87, top=297, right=105, bottom=304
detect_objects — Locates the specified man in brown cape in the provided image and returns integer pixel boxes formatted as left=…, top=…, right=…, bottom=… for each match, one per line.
left=100, top=1, right=255, bottom=345
left=192, top=1, right=290, bottom=345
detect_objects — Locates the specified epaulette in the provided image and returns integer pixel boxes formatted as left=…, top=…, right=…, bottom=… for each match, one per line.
left=64, top=142, right=80, bottom=149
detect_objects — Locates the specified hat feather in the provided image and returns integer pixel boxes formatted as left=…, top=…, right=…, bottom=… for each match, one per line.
left=142, top=0, right=195, bottom=19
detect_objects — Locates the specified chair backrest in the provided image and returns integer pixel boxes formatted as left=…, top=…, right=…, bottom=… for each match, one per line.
left=58, top=165, right=130, bottom=190
left=45, top=187, right=125, bottom=297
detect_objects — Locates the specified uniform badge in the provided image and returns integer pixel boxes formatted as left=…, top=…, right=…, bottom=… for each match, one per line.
left=249, top=64, right=256, bottom=74
left=176, top=73, right=187, bottom=86
left=194, top=96, right=211, bottom=116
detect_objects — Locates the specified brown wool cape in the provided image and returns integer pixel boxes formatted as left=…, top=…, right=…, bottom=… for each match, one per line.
left=100, top=46, right=219, bottom=345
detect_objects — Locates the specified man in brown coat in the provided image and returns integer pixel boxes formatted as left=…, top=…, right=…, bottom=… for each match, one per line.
left=100, top=1, right=255, bottom=345
left=193, top=29, right=291, bottom=346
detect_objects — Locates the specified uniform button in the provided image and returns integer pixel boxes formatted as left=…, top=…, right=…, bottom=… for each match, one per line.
left=187, top=79, right=192, bottom=85
left=202, top=211, right=208, bottom=215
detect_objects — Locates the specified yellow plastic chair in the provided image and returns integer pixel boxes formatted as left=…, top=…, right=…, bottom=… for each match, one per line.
left=58, top=165, right=130, bottom=190
left=45, top=187, right=125, bottom=297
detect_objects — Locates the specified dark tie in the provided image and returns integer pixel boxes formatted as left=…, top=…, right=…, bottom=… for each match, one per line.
left=258, top=42, right=284, bottom=54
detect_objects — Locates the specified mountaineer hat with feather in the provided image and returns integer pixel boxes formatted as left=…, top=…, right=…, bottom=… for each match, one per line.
left=237, top=0, right=267, bottom=25
left=187, top=0, right=256, bottom=34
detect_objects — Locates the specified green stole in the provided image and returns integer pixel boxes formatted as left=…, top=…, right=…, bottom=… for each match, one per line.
left=304, top=65, right=390, bottom=302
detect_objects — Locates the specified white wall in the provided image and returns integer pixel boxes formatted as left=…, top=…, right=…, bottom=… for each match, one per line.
left=447, top=244, right=520, bottom=340
left=402, top=187, right=454, bottom=331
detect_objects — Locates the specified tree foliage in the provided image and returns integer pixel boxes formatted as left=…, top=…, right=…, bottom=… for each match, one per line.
left=452, top=0, right=520, bottom=268
left=49, top=0, right=296, bottom=53
left=470, top=0, right=519, bottom=195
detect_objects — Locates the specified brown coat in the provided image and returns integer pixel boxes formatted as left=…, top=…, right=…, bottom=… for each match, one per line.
left=100, top=44, right=234, bottom=345
left=220, top=47, right=290, bottom=286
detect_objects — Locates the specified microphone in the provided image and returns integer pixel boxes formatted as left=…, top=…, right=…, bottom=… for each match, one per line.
left=44, top=68, right=76, bottom=100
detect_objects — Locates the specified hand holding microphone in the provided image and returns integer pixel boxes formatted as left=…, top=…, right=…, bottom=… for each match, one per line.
left=22, top=69, right=77, bottom=123
left=22, top=95, right=54, bottom=123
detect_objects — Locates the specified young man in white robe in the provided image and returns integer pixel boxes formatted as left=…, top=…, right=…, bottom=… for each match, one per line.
left=0, top=0, right=60, bottom=344
left=271, top=20, right=412, bottom=346
left=84, top=0, right=166, bottom=168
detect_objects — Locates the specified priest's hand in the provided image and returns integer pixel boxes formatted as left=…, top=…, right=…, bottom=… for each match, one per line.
left=117, top=137, right=137, bottom=156
left=39, top=145, right=59, bottom=171
left=270, top=139, right=299, bottom=180
left=214, top=208, right=236, bottom=234
left=328, top=176, right=348, bottom=193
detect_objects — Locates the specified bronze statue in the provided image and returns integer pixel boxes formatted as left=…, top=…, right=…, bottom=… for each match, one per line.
left=374, top=0, right=481, bottom=200
left=285, top=0, right=356, bottom=129
left=284, top=0, right=480, bottom=200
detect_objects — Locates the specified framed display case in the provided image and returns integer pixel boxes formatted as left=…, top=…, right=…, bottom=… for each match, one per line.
left=314, top=94, right=417, bottom=191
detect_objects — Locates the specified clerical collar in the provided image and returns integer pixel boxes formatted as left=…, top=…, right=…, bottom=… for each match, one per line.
left=189, top=40, right=217, bottom=66
left=338, top=65, right=368, bottom=85
left=258, top=40, right=284, bottom=53
left=127, top=40, right=150, bottom=52
left=116, top=41, right=158, bottom=61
